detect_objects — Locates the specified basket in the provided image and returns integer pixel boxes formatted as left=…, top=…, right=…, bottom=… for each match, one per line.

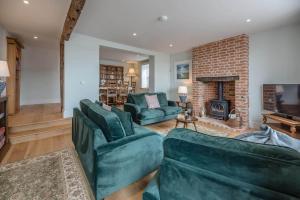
left=226, top=109, right=243, bottom=128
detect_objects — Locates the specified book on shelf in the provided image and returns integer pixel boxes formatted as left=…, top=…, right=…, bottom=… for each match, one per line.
left=0, top=113, right=4, bottom=120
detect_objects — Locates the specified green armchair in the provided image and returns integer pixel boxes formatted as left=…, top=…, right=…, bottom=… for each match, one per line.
left=124, top=92, right=181, bottom=125
left=72, top=99, right=163, bottom=200
left=143, top=128, right=300, bottom=200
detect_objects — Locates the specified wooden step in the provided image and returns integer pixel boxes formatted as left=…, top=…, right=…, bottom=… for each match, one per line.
left=9, top=118, right=72, bottom=133
left=9, top=123, right=72, bottom=144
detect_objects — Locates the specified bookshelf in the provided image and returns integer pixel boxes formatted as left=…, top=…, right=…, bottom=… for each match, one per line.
left=0, top=97, right=8, bottom=161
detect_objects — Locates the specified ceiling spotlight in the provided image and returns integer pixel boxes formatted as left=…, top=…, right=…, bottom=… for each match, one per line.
left=23, top=0, right=30, bottom=4
left=158, top=15, right=168, bottom=22
left=246, top=19, right=251, bottom=23
left=169, top=44, right=173, bottom=48
left=33, top=36, right=38, bottom=39
left=132, top=33, right=137, bottom=37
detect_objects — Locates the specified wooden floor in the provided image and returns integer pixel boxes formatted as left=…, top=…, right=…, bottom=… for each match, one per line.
left=8, top=103, right=62, bottom=127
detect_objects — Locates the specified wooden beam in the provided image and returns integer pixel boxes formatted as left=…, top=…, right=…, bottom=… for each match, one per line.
left=61, top=0, right=86, bottom=41
left=60, top=0, right=86, bottom=112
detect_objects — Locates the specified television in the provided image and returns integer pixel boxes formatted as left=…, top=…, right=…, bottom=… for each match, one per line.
left=263, top=84, right=300, bottom=119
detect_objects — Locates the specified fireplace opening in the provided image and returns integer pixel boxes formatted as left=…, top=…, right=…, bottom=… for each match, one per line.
left=209, top=82, right=229, bottom=120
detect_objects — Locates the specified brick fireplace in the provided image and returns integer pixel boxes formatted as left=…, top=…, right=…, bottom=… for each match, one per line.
left=192, top=35, right=249, bottom=128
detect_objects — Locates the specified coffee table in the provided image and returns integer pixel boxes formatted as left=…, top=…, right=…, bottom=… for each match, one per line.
left=175, top=116, right=198, bottom=132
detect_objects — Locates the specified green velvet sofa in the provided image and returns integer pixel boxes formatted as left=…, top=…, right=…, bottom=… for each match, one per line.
left=124, top=92, right=182, bottom=125
left=143, top=128, right=300, bottom=200
left=72, top=99, right=164, bottom=200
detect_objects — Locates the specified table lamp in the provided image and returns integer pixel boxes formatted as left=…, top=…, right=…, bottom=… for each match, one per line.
left=0, top=60, right=10, bottom=96
left=178, top=86, right=188, bottom=103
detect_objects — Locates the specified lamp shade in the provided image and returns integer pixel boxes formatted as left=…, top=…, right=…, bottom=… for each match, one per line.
left=127, top=67, right=136, bottom=77
left=0, top=61, right=9, bottom=77
left=178, top=86, right=188, bottom=94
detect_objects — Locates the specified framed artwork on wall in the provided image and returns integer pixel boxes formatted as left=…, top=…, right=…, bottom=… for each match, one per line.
left=175, top=60, right=192, bottom=82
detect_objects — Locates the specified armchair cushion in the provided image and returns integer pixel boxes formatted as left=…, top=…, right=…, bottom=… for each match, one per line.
left=111, top=106, right=135, bottom=136
left=157, top=106, right=182, bottom=115
left=87, top=103, right=126, bottom=142
left=138, top=108, right=165, bottom=120
left=80, top=99, right=95, bottom=115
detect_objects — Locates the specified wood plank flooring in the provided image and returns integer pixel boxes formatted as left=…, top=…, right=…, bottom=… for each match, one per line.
left=8, top=103, right=62, bottom=127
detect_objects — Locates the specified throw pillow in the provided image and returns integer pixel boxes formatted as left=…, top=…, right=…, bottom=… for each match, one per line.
left=102, top=103, right=112, bottom=111
left=145, top=95, right=160, bottom=109
left=111, top=106, right=135, bottom=136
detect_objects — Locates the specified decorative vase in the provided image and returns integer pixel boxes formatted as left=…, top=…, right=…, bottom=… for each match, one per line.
left=179, top=95, right=187, bottom=103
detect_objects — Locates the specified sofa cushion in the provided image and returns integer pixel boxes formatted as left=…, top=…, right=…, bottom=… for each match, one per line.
left=111, top=106, right=135, bottom=136
left=87, top=104, right=126, bottom=142
left=138, top=108, right=165, bottom=120
left=145, top=95, right=160, bottom=109
left=158, top=106, right=181, bottom=115
left=80, top=99, right=95, bottom=115
left=131, top=93, right=148, bottom=108
left=157, top=93, right=168, bottom=107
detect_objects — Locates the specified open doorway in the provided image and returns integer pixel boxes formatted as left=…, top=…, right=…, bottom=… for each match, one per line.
left=99, top=46, right=151, bottom=106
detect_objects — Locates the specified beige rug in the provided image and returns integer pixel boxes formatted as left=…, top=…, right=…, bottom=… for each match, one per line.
left=146, top=119, right=246, bottom=138
left=0, top=149, right=92, bottom=200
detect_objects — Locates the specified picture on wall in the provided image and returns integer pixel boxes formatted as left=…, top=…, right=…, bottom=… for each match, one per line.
left=176, top=63, right=190, bottom=79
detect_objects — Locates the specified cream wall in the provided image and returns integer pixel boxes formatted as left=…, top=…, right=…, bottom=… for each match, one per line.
left=64, top=33, right=170, bottom=117
left=0, top=25, right=7, bottom=60
left=249, top=24, right=300, bottom=127
left=170, top=50, right=192, bottom=101
left=21, top=44, right=60, bottom=105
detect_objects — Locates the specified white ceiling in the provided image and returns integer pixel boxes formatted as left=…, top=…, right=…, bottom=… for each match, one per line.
left=75, top=0, right=300, bottom=53
left=0, top=0, right=71, bottom=47
left=100, top=46, right=149, bottom=62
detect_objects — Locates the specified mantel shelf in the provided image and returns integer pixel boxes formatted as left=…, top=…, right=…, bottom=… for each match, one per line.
left=196, top=76, right=239, bottom=82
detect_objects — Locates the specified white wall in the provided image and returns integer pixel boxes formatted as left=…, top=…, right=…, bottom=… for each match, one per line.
left=64, top=33, right=170, bottom=117
left=21, top=44, right=60, bottom=105
left=0, top=25, right=7, bottom=60
left=249, top=24, right=300, bottom=127
left=170, top=50, right=192, bottom=100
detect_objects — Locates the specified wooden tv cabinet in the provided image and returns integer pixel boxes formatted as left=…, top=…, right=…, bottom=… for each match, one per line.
left=262, top=114, right=300, bottom=135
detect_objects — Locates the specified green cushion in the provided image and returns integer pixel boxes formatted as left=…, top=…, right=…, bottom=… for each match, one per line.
left=111, top=106, right=135, bottom=136
left=156, top=93, right=168, bottom=107
left=138, top=108, right=165, bottom=120
left=131, top=93, right=148, bottom=108
left=158, top=106, right=181, bottom=115
left=87, top=104, right=126, bottom=142
left=80, top=99, right=95, bottom=115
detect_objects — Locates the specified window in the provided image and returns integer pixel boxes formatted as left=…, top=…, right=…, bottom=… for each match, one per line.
left=141, top=63, right=149, bottom=89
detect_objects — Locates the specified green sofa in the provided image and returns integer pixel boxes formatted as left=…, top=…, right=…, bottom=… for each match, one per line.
left=72, top=99, right=164, bottom=200
left=124, top=92, right=182, bottom=125
left=143, top=128, right=300, bottom=200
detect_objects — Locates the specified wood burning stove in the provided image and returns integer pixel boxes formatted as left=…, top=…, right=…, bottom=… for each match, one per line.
left=196, top=76, right=239, bottom=121
left=209, top=82, right=229, bottom=120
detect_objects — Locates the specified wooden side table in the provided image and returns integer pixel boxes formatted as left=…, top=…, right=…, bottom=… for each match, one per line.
left=175, top=116, right=198, bottom=132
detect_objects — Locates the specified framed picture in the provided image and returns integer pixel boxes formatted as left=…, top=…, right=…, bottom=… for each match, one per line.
left=175, top=60, right=192, bottom=81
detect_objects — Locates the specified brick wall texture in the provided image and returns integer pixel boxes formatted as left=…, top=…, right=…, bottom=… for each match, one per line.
left=192, top=34, right=249, bottom=128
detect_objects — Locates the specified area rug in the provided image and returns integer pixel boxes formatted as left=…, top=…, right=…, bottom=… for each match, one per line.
left=0, top=149, right=93, bottom=200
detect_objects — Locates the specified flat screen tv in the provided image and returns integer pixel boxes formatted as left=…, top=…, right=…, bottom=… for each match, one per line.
left=263, top=84, right=300, bottom=119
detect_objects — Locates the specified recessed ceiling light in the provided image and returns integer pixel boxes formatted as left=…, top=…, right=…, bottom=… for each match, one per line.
left=158, top=15, right=168, bottom=22
left=246, top=19, right=251, bottom=23
left=33, top=36, right=38, bottom=39
left=23, top=0, right=30, bottom=4
left=169, top=44, right=173, bottom=48
left=132, top=33, right=137, bottom=37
